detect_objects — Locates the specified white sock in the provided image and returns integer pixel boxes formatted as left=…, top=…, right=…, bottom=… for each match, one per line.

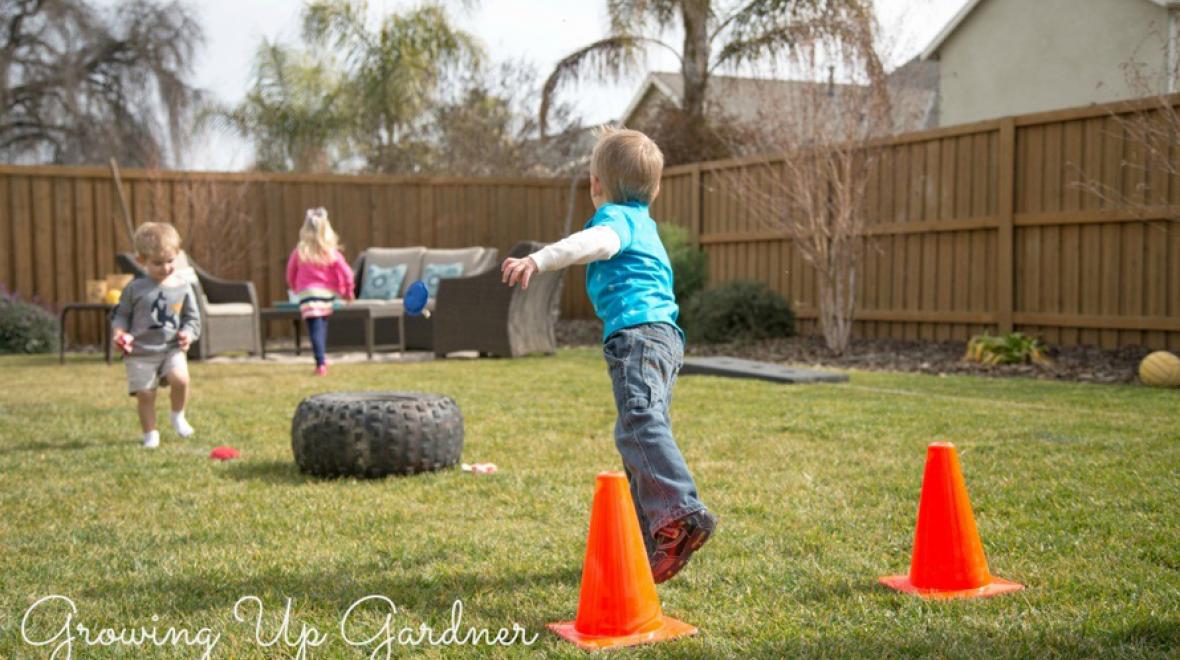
left=143, top=429, right=160, bottom=449
left=171, top=411, right=194, bottom=438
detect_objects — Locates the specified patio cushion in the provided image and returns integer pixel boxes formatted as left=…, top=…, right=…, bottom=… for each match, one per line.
left=361, top=247, right=426, bottom=297
left=173, top=251, right=199, bottom=287
left=421, top=262, right=464, bottom=298
left=359, top=263, right=407, bottom=300
left=345, top=299, right=406, bottom=313
left=171, top=251, right=208, bottom=306
left=205, top=302, right=255, bottom=316
left=421, top=247, right=488, bottom=277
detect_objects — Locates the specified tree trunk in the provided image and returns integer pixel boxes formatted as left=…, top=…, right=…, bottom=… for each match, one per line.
left=816, top=236, right=858, bottom=355
left=679, top=0, right=710, bottom=123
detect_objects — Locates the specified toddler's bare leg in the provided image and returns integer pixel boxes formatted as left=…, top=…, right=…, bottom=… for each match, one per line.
left=165, top=359, right=194, bottom=438
left=167, top=363, right=189, bottom=413
left=136, top=390, right=157, bottom=432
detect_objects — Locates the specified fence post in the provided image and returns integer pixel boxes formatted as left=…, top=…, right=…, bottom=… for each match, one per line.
left=996, top=117, right=1016, bottom=333
left=690, top=163, right=703, bottom=244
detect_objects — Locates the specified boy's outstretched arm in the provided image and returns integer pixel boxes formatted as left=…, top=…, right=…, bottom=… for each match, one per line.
left=501, top=226, right=621, bottom=290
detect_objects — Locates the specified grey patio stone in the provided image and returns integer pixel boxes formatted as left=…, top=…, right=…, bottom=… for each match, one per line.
left=681, top=356, right=849, bottom=384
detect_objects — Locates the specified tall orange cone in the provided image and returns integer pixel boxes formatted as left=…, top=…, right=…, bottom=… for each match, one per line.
left=549, top=471, right=698, bottom=650
left=879, top=442, right=1024, bottom=599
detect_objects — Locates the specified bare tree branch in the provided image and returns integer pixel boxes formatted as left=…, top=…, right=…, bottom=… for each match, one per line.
left=1072, top=58, right=1180, bottom=222
left=0, top=0, right=204, bottom=166
left=716, top=9, right=888, bottom=353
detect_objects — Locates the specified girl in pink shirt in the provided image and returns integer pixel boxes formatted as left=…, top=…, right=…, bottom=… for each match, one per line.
left=286, top=207, right=355, bottom=376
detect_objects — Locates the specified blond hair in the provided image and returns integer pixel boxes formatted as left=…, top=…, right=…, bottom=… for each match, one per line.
left=590, top=125, right=664, bottom=204
left=297, top=207, right=340, bottom=264
left=133, top=222, right=181, bottom=259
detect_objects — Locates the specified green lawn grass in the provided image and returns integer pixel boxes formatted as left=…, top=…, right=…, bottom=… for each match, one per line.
left=1, top=349, right=1178, bottom=658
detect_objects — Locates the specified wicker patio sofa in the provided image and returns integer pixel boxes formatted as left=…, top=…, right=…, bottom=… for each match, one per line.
left=432, top=241, right=564, bottom=358
left=326, top=245, right=500, bottom=352
left=116, top=252, right=261, bottom=360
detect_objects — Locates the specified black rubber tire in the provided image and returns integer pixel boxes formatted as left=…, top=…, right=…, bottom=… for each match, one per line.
left=291, top=392, right=463, bottom=478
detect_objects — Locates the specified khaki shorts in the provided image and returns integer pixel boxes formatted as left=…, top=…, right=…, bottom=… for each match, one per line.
left=125, top=350, right=187, bottom=395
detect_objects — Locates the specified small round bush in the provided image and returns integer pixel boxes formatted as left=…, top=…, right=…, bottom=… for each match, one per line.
left=0, top=291, right=59, bottom=354
left=657, top=222, right=708, bottom=305
left=683, top=280, right=795, bottom=344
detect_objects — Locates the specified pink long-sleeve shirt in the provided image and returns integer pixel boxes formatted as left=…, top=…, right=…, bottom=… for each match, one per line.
left=286, top=248, right=355, bottom=300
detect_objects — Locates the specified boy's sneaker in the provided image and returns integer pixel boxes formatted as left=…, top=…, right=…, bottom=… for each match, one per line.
left=142, top=430, right=160, bottom=449
left=650, top=510, right=718, bottom=584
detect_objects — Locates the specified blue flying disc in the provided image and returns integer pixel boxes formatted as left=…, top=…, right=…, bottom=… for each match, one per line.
left=404, top=280, right=429, bottom=316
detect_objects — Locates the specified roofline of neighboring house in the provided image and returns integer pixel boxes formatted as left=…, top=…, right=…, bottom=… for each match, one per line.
left=619, top=72, right=680, bottom=128
left=919, top=0, right=983, bottom=60
left=617, top=70, right=875, bottom=127
left=920, top=0, right=1180, bottom=61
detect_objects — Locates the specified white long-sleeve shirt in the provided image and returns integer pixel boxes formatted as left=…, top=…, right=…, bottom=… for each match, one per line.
left=529, top=225, right=621, bottom=271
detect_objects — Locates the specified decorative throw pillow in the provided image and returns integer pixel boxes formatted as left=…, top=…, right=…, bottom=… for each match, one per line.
left=421, top=262, right=464, bottom=298
left=359, top=263, right=407, bottom=300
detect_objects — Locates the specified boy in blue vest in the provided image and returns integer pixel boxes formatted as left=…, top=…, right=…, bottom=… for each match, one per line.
left=502, top=126, right=716, bottom=583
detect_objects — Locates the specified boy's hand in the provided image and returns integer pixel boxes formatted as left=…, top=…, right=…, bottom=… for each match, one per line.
left=501, top=256, right=539, bottom=290
left=113, top=330, right=133, bottom=354
left=177, top=330, right=191, bottom=352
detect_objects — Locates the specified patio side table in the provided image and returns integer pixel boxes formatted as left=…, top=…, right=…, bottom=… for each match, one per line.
left=260, top=307, right=305, bottom=359
left=59, top=303, right=115, bottom=365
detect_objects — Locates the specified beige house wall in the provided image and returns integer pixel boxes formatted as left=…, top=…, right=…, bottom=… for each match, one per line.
left=936, top=0, right=1171, bottom=126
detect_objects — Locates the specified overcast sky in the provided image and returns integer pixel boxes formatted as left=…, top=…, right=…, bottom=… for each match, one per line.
left=100, top=0, right=970, bottom=170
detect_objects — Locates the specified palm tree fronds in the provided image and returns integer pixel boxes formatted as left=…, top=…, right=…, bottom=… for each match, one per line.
left=540, top=35, right=662, bottom=135
left=712, top=23, right=822, bottom=70
left=607, top=0, right=682, bottom=36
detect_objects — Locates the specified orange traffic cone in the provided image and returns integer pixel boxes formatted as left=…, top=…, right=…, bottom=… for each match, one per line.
left=879, top=442, right=1024, bottom=599
left=549, top=471, right=698, bottom=650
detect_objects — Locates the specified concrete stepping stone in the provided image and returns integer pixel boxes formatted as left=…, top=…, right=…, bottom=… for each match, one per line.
left=681, top=356, right=848, bottom=384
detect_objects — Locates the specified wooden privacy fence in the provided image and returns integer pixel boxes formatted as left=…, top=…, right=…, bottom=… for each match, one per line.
left=2, top=95, right=1179, bottom=350
left=0, top=166, right=595, bottom=345
left=652, top=97, right=1180, bottom=351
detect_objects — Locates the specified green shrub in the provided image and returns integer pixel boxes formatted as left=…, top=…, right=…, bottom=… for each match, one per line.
left=657, top=222, right=708, bottom=305
left=683, top=280, right=795, bottom=343
left=964, top=332, right=1051, bottom=366
left=0, top=287, right=59, bottom=354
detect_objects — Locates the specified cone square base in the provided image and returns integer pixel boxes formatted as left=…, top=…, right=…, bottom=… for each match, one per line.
left=878, top=575, right=1024, bottom=600
left=548, top=615, right=697, bottom=651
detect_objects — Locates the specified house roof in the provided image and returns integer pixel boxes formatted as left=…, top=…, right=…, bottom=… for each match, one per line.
left=619, top=73, right=682, bottom=126
left=921, top=0, right=1180, bottom=60
left=619, top=69, right=939, bottom=135
left=623, top=72, right=875, bottom=126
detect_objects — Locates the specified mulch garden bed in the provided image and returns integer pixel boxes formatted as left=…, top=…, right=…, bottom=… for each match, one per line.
left=556, top=320, right=1153, bottom=385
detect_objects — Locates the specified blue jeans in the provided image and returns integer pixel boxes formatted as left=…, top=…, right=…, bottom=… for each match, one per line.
left=306, top=316, right=327, bottom=367
left=603, top=322, right=705, bottom=548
